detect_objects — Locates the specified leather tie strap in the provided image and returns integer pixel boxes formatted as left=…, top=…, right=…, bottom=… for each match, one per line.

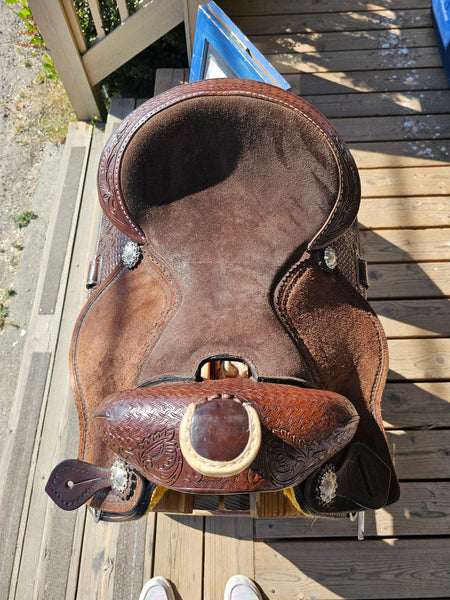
left=45, top=459, right=112, bottom=510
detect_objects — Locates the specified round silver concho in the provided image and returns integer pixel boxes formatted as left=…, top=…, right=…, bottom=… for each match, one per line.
left=122, top=240, right=141, bottom=269
left=323, top=247, right=337, bottom=270
left=315, top=464, right=338, bottom=506
left=318, top=246, right=337, bottom=272
left=110, top=458, right=130, bottom=494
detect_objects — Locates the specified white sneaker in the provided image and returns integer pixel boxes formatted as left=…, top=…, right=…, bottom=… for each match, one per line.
left=224, top=575, right=263, bottom=600
left=138, top=576, right=176, bottom=600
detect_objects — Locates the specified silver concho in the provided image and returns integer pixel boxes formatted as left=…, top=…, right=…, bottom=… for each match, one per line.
left=122, top=240, right=141, bottom=269
left=323, top=247, right=337, bottom=270
left=315, top=464, right=338, bottom=506
left=110, top=458, right=130, bottom=494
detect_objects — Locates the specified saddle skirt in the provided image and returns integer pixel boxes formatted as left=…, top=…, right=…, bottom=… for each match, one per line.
left=46, top=79, right=400, bottom=521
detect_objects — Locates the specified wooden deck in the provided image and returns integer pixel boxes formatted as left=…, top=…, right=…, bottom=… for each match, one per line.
left=1, top=1, right=449, bottom=598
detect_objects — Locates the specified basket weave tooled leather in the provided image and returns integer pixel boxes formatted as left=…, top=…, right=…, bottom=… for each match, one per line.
left=45, top=79, right=399, bottom=521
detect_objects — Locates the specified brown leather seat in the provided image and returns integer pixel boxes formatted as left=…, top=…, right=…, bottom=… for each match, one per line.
left=45, top=79, right=399, bottom=521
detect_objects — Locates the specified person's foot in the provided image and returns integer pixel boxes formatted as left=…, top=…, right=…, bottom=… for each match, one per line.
left=224, top=575, right=263, bottom=600
left=138, top=576, right=175, bottom=600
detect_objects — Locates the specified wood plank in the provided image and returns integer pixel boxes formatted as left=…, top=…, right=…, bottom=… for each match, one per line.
left=154, top=68, right=190, bottom=95
left=144, top=513, right=157, bottom=586
left=3, top=122, right=93, bottom=600
left=82, top=0, right=184, bottom=86
left=255, top=538, right=450, bottom=599
left=388, top=430, right=450, bottom=479
left=353, top=139, right=450, bottom=167
left=372, top=299, right=450, bottom=338
left=360, top=166, right=450, bottom=197
left=111, top=520, right=149, bottom=600
left=204, top=517, right=254, bottom=599
left=27, top=0, right=104, bottom=119
left=221, top=0, right=430, bottom=17
left=76, top=521, right=120, bottom=600
left=234, top=9, right=431, bottom=36
left=360, top=228, right=450, bottom=262
left=153, top=514, right=204, bottom=600
left=182, top=0, right=202, bottom=62
left=87, top=0, right=106, bottom=39
left=367, top=262, right=450, bottom=298
left=251, top=28, right=437, bottom=55
left=116, top=0, right=130, bottom=23
left=382, top=382, right=450, bottom=428
left=336, top=116, right=450, bottom=143
left=61, top=0, right=87, bottom=53
left=303, top=90, right=450, bottom=119
left=255, top=482, right=450, bottom=538
left=271, top=47, right=442, bottom=74
left=285, top=68, right=449, bottom=95
left=36, top=126, right=106, bottom=600
left=388, top=338, right=450, bottom=381
left=359, top=197, right=450, bottom=228
left=69, top=100, right=140, bottom=600
left=76, top=517, right=150, bottom=600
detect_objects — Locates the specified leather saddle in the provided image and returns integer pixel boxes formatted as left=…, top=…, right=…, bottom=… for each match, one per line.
left=46, top=79, right=400, bottom=521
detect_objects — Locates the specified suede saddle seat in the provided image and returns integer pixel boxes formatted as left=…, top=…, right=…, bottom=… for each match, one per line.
left=46, top=79, right=400, bottom=521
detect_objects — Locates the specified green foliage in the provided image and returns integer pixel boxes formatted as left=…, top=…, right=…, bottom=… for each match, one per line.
left=74, top=0, right=139, bottom=43
left=6, top=0, right=59, bottom=80
left=42, top=53, right=58, bottom=79
left=12, top=210, right=37, bottom=228
left=7, top=0, right=45, bottom=48
left=0, top=289, right=15, bottom=329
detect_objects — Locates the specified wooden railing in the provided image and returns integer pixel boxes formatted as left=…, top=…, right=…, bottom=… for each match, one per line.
left=28, top=0, right=201, bottom=120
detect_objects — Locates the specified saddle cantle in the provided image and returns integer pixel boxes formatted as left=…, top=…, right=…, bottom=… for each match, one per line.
left=45, top=79, right=400, bottom=521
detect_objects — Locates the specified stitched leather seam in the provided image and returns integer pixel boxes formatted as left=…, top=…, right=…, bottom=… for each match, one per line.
left=132, top=247, right=179, bottom=382
left=275, top=263, right=323, bottom=387
left=71, top=266, right=125, bottom=458
left=277, top=261, right=387, bottom=431
left=104, top=82, right=347, bottom=244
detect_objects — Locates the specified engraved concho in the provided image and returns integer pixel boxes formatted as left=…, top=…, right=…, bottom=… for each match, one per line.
left=122, top=240, right=141, bottom=269
left=315, top=464, right=338, bottom=506
left=110, top=458, right=130, bottom=494
left=318, top=246, right=337, bottom=272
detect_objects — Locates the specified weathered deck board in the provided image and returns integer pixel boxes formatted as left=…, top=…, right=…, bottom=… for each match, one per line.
left=368, top=262, right=449, bottom=298
left=359, top=196, right=450, bottom=227
left=373, top=299, right=450, bottom=338
left=220, top=0, right=430, bottom=16
left=233, top=9, right=432, bottom=36
left=153, top=515, right=204, bottom=600
left=1, top=122, right=93, bottom=600
left=204, top=517, right=254, bottom=599
left=303, top=90, right=450, bottom=118
left=251, top=28, right=438, bottom=54
left=271, top=47, right=443, bottom=73
left=255, top=538, right=450, bottom=599
left=255, top=482, right=450, bottom=537
left=360, top=228, right=450, bottom=262
left=285, top=68, right=449, bottom=95
left=382, top=381, right=450, bottom=427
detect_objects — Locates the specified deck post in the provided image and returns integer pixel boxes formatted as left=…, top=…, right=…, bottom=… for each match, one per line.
left=28, top=0, right=106, bottom=121
left=182, top=0, right=202, bottom=63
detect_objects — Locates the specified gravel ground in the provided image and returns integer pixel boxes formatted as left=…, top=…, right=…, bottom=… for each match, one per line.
left=0, top=1, right=74, bottom=321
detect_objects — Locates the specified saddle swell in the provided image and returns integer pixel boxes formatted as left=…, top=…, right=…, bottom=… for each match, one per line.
left=45, top=79, right=399, bottom=521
